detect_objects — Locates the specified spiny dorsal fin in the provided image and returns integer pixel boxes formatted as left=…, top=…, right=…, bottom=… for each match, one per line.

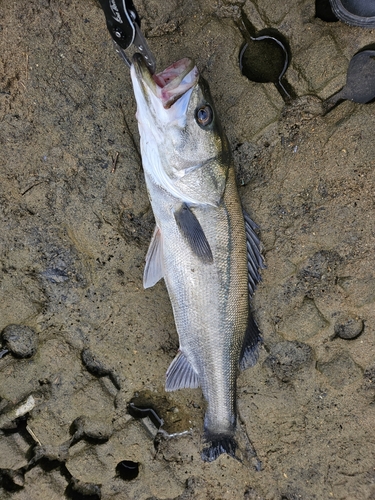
left=174, top=203, right=213, bottom=263
left=243, top=210, right=265, bottom=297
left=165, top=350, right=200, bottom=391
left=143, top=226, right=164, bottom=289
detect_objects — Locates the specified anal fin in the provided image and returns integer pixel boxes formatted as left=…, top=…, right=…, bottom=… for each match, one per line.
left=240, top=314, right=262, bottom=370
left=165, top=350, right=200, bottom=391
left=143, top=226, right=164, bottom=289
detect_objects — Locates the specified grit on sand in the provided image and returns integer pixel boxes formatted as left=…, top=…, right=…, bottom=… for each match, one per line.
left=0, top=1, right=374, bottom=499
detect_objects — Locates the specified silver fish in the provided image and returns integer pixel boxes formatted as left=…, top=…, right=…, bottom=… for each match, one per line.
left=130, top=54, right=264, bottom=461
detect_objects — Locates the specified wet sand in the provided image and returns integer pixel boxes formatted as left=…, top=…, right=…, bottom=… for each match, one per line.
left=1, top=1, right=375, bottom=498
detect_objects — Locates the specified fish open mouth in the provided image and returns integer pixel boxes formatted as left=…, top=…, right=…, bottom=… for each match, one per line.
left=132, top=53, right=199, bottom=108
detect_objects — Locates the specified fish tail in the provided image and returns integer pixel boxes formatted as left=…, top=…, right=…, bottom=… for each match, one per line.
left=201, top=434, right=237, bottom=462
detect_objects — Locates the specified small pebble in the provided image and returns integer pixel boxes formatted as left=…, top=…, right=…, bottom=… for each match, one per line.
left=69, top=477, right=101, bottom=498
left=32, top=443, right=70, bottom=463
left=81, top=348, right=120, bottom=389
left=81, top=348, right=109, bottom=376
left=334, top=315, right=364, bottom=340
left=71, top=416, right=113, bottom=442
left=263, top=341, right=313, bottom=382
left=1, top=324, right=38, bottom=358
left=363, top=365, right=375, bottom=389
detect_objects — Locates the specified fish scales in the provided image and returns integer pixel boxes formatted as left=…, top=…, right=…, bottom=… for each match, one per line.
left=130, top=54, right=263, bottom=461
left=154, top=168, right=248, bottom=433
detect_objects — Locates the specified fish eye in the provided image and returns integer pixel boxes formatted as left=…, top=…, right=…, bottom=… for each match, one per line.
left=195, top=104, right=213, bottom=128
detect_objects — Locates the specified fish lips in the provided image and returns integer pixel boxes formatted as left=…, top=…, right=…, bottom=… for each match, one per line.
left=131, top=53, right=199, bottom=109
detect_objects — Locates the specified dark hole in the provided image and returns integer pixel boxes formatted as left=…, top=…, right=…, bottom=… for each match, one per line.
left=238, top=27, right=295, bottom=101
left=116, top=460, right=139, bottom=481
left=240, top=36, right=285, bottom=84
left=315, top=0, right=339, bottom=21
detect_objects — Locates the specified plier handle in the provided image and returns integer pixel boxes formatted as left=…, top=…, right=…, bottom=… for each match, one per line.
left=98, top=0, right=156, bottom=73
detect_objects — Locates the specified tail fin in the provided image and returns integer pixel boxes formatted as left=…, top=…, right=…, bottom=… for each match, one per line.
left=201, top=421, right=261, bottom=467
left=201, top=435, right=237, bottom=462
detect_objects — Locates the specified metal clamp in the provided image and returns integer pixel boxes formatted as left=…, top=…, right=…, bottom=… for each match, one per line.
left=98, top=0, right=156, bottom=73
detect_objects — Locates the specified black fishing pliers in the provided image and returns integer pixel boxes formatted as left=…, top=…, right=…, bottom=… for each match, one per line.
left=98, top=0, right=156, bottom=73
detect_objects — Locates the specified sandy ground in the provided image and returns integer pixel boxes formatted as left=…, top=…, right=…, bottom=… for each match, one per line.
left=1, top=0, right=375, bottom=498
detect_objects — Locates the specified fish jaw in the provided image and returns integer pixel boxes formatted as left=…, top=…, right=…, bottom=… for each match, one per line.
left=131, top=54, right=210, bottom=204
left=131, top=55, right=227, bottom=206
left=130, top=53, right=199, bottom=128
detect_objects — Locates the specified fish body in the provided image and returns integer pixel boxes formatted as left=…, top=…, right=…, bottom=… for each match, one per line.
left=130, top=54, right=263, bottom=461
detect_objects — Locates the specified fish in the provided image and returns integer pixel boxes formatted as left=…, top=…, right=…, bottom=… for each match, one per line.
left=130, top=53, right=264, bottom=462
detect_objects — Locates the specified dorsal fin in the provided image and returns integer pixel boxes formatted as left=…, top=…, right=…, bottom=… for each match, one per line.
left=243, top=210, right=265, bottom=297
left=241, top=210, right=264, bottom=370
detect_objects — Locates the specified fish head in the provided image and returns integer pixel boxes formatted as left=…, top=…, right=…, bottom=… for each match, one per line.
left=131, top=54, right=230, bottom=205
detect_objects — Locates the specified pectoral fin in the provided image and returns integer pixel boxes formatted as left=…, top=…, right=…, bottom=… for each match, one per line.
left=240, top=315, right=262, bottom=370
left=165, top=350, right=200, bottom=391
left=243, top=210, right=265, bottom=297
left=143, top=226, right=164, bottom=289
left=174, top=204, right=213, bottom=263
